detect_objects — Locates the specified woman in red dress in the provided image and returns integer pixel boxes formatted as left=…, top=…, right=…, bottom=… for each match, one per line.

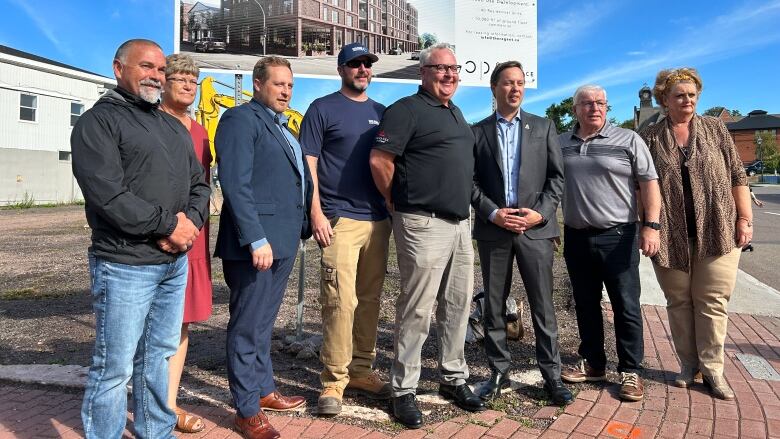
left=160, top=54, right=213, bottom=433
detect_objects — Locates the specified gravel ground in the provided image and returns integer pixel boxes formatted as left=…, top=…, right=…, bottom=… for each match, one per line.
left=0, top=205, right=621, bottom=433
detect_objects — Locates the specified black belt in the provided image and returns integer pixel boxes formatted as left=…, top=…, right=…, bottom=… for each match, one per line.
left=565, top=222, right=636, bottom=234
left=397, top=208, right=462, bottom=222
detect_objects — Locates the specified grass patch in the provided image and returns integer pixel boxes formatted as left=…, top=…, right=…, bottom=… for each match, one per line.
left=1, top=287, right=38, bottom=299
left=5, top=192, right=36, bottom=209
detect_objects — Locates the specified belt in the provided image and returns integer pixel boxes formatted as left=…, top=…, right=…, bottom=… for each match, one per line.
left=396, top=208, right=462, bottom=222
left=565, top=222, right=636, bottom=234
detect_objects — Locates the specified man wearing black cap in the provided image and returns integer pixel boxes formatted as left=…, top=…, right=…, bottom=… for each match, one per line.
left=299, top=43, right=391, bottom=416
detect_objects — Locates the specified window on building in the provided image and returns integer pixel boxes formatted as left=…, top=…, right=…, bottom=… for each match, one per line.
left=346, top=0, right=352, bottom=11
left=59, top=151, right=71, bottom=161
left=70, top=102, right=84, bottom=127
left=323, top=5, right=328, bottom=20
left=20, top=93, right=37, bottom=122
left=347, top=14, right=353, bottom=26
left=332, top=10, right=338, bottom=22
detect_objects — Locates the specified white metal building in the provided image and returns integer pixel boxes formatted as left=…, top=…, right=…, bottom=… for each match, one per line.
left=0, top=45, right=115, bottom=205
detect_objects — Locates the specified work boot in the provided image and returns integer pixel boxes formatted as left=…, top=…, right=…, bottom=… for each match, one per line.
left=346, top=371, right=392, bottom=399
left=317, top=386, right=343, bottom=416
left=673, top=364, right=701, bottom=388
left=703, top=375, right=735, bottom=400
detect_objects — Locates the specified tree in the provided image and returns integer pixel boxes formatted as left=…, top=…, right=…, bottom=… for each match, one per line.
left=756, top=131, right=779, bottom=171
left=618, top=118, right=635, bottom=130
left=419, top=33, right=438, bottom=49
left=545, top=97, right=575, bottom=133
left=703, top=106, right=742, bottom=117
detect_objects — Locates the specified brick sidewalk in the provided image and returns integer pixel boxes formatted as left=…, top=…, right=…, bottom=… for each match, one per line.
left=1, top=305, right=779, bottom=439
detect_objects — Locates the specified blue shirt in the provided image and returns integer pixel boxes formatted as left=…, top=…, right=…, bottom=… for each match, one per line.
left=299, top=92, right=387, bottom=221
left=489, top=111, right=522, bottom=221
left=250, top=104, right=305, bottom=252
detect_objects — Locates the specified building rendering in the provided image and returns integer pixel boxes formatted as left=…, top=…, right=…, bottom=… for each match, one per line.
left=0, top=45, right=115, bottom=205
left=212, top=0, right=418, bottom=57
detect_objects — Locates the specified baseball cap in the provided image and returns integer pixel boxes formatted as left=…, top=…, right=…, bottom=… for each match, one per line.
left=337, top=43, right=379, bottom=66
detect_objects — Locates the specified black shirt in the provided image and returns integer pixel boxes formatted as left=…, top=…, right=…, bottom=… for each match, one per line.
left=373, top=86, right=475, bottom=219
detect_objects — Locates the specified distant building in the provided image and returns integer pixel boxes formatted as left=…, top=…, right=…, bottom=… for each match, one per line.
left=219, top=0, right=418, bottom=57
left=0, top=45, right=115, bottom=205
left=182, top=1, right=222, bottom=43
left=633, top=84, right=663, bottom=132
left=726, top=110, right=780, bottom=164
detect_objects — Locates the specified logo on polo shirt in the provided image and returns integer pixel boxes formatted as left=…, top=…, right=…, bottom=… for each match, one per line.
left=368, top=119, right=380, bottom=125
left=375, top=130, right=389, bottom=144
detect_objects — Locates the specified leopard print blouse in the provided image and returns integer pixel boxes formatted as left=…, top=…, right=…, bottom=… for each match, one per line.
left=640, top=115, right=747, bottom=271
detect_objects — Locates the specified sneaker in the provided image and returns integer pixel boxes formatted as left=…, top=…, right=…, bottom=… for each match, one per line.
left=346, top=371, right=392, bottom=399
left=317, top=386, right=343, bottom=416
left=561, top=359, right=606, bottom=383
left=673, top=365, right=701, bottom=388
left=619, top=372, right=644, bottom=401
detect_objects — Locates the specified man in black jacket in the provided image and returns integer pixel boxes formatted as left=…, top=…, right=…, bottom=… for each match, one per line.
left=71, top=39, right=210, bottom=439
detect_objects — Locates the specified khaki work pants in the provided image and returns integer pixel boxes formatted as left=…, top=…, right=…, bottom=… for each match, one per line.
left=319, top=217, right=391, bottom=389
left=390, top=212, right=474, bottom=396
left=653, top=241, right=741, bottom=376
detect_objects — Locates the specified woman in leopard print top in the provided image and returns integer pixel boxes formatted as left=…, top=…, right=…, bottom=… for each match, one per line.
left=640, top=67, right=752, bottom=401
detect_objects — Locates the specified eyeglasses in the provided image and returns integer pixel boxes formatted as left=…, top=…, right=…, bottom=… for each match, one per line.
left=345, top=59, right=373, bottom=69
left=578, top=100, right=608, bottom=109
left=167, top=77, right=198, bottom=86
left=424, top=64, right=462, bottom=74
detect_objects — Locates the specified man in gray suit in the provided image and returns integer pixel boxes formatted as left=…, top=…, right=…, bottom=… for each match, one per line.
left=471, top=60, right=572, bottom=405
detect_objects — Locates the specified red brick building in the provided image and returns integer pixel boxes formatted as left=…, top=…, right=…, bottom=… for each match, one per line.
left=725, top=110, right=780, bottom=163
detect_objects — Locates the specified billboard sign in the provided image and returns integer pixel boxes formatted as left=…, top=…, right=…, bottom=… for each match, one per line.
left=174, top=0, right=537, bottom=87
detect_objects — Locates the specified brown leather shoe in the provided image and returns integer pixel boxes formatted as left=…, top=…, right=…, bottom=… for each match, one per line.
left=619, top=372, right=644, bottom=401
left=259, top=390, right=306, bottom=412
left=234, top=412, right=280, bottom=439
left=561, top=359, right=606, bottom=383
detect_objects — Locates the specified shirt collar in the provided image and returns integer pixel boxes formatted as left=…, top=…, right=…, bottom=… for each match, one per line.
left=495, top=110, right=521, bottom=125
left=570, top=119, right=615, bottom=140
left=416, top=85, right=455, bottom=108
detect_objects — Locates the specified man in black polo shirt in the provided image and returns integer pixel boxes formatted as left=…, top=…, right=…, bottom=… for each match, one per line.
left=370, top=42, right=485, bottom=429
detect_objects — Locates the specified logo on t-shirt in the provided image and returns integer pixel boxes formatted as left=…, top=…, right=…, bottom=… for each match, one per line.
left=375, top=130, right=389, bottom=144
left=368, top=119, right=380, bottom=125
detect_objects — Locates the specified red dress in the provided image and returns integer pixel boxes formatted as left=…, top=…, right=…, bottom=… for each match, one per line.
left=183, top=120, right=213, bottom=323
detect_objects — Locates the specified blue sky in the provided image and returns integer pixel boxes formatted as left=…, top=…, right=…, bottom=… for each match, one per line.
left=2, top=0, right=780, bottom=124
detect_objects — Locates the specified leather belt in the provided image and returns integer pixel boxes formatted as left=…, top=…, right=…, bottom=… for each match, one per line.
left=397, top=208, right=462, bottom=222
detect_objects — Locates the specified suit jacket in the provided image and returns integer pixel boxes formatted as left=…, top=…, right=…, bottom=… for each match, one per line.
left=471, top=110, right=564, bottom=241
left=215, top=99, right=313, bottom=261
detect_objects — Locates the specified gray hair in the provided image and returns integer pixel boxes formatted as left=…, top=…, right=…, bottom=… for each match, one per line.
left=573, top=84, right=607, bottom=104
left=165, top=54, right=199, bottom=78
left=419, top=43, right=456, bottom=67
left=114, top=39, right=162, bottom=63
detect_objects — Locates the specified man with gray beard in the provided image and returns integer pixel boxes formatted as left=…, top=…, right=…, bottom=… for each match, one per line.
left=71, top=39, right=210, bottom=439
left=300, top=43, right=391, bottom=416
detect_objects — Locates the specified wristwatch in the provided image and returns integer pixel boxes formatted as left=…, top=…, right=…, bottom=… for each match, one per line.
left=643, top=221, right=662, bottom=230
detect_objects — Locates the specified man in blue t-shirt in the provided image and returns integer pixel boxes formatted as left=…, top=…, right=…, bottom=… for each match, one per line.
left=300, top=43, right=391, bottom=416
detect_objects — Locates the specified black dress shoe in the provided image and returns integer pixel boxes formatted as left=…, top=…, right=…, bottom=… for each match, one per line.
left=392, top=393, right=423, bottom=429
left=439, top=383, right=486, bottom=412
left=544, top=379, right=574, bottom=406
left=476, top=370, right=512, bottom=400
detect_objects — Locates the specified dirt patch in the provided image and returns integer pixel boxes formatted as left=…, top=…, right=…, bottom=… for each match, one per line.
left=0, top=206, right=622, bottom=433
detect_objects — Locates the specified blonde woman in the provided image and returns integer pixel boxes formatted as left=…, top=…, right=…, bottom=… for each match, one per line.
left=640, top=68, right=751, bottom=400
left=160, top=54, right=213, bottom=432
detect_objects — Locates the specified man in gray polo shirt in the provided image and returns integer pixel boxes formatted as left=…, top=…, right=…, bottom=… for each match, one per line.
left=558, top=84, right=661, bottom=402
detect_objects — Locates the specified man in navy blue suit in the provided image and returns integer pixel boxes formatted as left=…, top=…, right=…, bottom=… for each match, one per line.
left=215, top=56, right=312, bottom=439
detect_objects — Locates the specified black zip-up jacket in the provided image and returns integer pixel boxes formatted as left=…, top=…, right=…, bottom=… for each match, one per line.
left=71, top=87, right=211, bottom=265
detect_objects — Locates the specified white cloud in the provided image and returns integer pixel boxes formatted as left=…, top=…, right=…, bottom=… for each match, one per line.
left=537, top=3, right=616, bottom=57
left=524, top=0, right=780, bottom=106
left=8, top=0, right=70, bottom=57
left=627, top=51, right=646, bottom=56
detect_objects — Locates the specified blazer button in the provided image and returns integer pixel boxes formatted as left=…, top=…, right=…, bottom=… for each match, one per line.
left=296, top=182, right=301, bottom=187
left=297, top=204, right=302, bottom=209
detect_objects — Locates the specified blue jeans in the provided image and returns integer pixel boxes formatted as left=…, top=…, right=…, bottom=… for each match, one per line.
left=81, top=252, right=187, bottom=439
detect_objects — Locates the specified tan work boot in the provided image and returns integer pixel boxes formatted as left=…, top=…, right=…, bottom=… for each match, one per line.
left=346, top=371, right=392, bottom=400
left=317, top=386, right=343, bottom=416
left=703, top=375, right=735, bottom=400
left=673, top=365, right=701, bottom=388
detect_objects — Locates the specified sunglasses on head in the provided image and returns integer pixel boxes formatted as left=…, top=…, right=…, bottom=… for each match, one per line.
left=345, top=59, right=373, bottom=69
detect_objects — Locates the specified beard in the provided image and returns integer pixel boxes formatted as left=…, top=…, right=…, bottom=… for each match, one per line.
left=344, top=75, right=371, bottom=93
left=138, top=79, right=162, bottom=104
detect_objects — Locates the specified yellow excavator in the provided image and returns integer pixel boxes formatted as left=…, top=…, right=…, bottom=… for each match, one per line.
left=196, top=76, right=304, bottom=164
